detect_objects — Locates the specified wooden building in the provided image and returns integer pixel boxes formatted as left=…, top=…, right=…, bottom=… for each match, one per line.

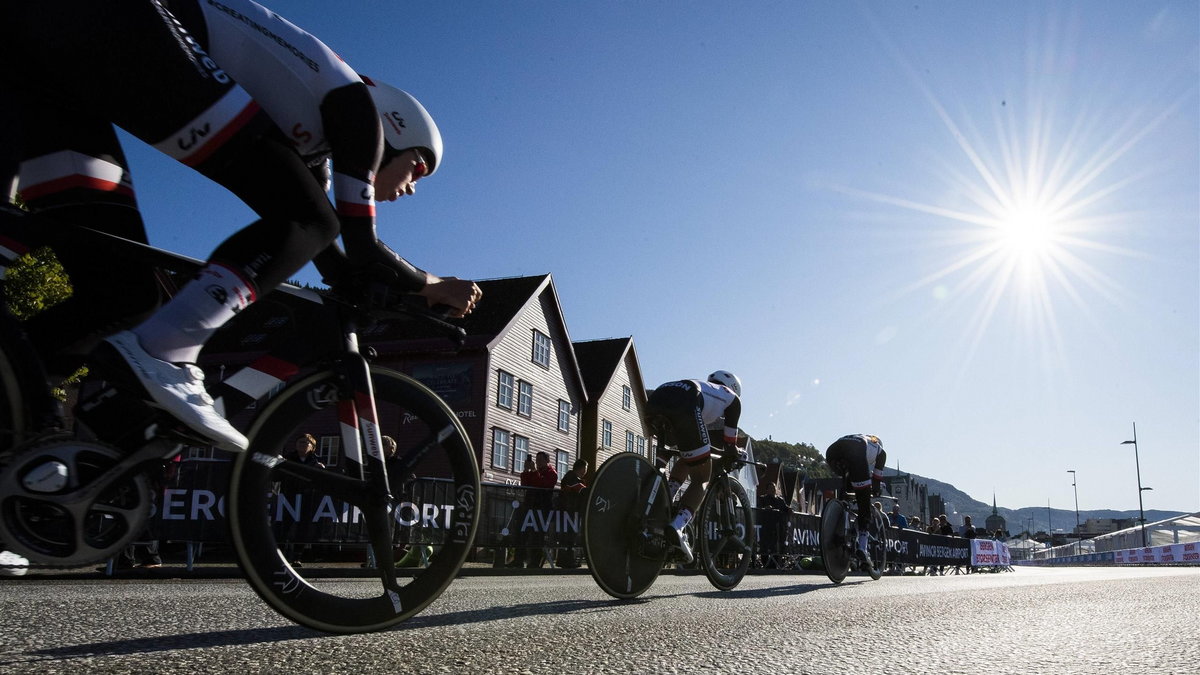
left=200, top=274, right=588, bottom=484
left=573, top=337, right=653, bottom=473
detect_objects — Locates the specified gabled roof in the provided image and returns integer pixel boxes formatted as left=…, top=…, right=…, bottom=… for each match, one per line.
left=362, top=273, right=587, bottom=402
left=572, top=336, right=649, bottom=404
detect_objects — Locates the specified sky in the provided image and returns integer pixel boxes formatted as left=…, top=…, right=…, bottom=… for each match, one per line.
left=115, top=1, right=1198, bottom=514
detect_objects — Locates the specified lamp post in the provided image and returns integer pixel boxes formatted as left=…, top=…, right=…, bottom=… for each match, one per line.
left=1120, top=423, right=1147, bottom=547
left=1068, top=470, right=1080, bottom=554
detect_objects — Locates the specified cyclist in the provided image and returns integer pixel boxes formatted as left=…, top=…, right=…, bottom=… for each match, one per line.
left=1, top=0, right=481, bottom=451
left=645, top=371, right=742, bottom=563
left=824, top=434, right=887, bottom=572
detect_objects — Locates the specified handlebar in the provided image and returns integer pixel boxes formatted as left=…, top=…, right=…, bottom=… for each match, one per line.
left=325, top=279, right=468, bottom=347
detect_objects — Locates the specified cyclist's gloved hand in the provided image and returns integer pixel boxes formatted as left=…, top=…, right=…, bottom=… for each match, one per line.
left=721, top=441, right=742, bottom=471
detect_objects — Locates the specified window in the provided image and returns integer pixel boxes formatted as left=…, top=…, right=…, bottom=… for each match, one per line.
left=317, top=436, right=340, bottom=467
left=602, top=420, right=613, bottom=448
left=557, top=400, right=571, bottom=432
left=511, top=429, right=530, bottom=468
left=622, top=385, right=632, bottom=411
left=496, top=371, right=514, bottom=409
left=626, top=430, right=635, bottom=453
left=636, top=436, right=646, bottom=456
left=517, top=380, right=533, bottom=417
left=532, top=330, right=551, bottom=368
left=492, top=428, right=511, bottom=469
left=513, top=435, right=530, bottom=468
left=556, top=450, right=569, bottom=478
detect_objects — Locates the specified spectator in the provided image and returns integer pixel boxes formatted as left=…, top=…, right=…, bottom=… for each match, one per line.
left=962, top=515, right=977, bottom=539
left=510, top=451, right=558, bottom=569
left=938, top=514, right=954, bottom=536
left=283, top=434, right=325, bottom=567
left=555, top=458, right=589, bottom=568
left=889, top=504, right=908, bottom=529
left=757, top=483, right=791, bottom=569
left=290, top=434, right=326, bottom=469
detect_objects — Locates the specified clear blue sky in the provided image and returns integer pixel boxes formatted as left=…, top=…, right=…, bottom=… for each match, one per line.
left=118, top=1, right=1198, bottom=514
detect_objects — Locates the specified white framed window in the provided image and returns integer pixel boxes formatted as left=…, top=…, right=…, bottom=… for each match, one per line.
left=318, top=435, right=340, bottom=467
left=496, top=371, right=514, bottom=409
left=625, top=430, right=635, bottom=453
left=602, top=420, right=613, bottom=448
left=514, top=435, right=530, bottom=468
left=622, top=385, right=632, bottom=410
left=637, top=436, right=646, bottom=456
left=557, top=400, right=571, bottom=433
left=532, top=330, right=552, bottom=368
left=492, top=428, right=511, bottom=469
left=556, top=449, right=569, bottom=478
left=518, top=380, right=533, bottom=417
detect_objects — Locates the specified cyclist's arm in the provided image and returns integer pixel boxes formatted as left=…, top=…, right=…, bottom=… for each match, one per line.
left=320, top=82, right=427, bottom=293
left=721, top=396, right=742, bottom=446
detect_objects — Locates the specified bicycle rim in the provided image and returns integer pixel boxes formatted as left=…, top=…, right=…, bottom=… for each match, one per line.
left=819, top=500, right=851, bottom=584
left=696, top=474, right=754, bottom=591
left=868, top=510, right=888, bottom=580
left=0, top=334, right=27, bottom=457
left=228, top=366, right=479, bottom=634
left=583, top=452, right=668, bottom=599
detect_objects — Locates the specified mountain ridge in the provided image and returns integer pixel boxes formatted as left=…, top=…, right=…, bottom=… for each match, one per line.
left=885, top=469, right=1189, bottom=534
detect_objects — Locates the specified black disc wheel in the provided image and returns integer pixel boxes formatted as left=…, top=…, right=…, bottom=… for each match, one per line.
left=583, top=452, right=670, bottom=599
left=819, top=499, right=852, bottom=584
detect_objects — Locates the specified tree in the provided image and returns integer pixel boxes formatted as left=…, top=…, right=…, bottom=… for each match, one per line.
left=3, top=246, right=73, bottom=320
left=752, top=437, right=833, bottom=478
left=1, top=246, right=85, bottom=398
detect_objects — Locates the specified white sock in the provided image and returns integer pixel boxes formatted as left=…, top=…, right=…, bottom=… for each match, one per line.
left=672, top=508, right=693, bottom=531
left=133, top=263, right=255, bottom=364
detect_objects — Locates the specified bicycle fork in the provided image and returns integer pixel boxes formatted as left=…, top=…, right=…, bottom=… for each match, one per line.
left=334, top=345, right=405, bottom=610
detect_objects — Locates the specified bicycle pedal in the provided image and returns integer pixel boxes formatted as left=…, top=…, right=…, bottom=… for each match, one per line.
left=74, top=382, right=165, bottom=451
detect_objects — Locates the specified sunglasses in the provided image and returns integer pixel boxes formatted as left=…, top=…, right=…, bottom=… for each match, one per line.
left=411, top=151, right=429, bottom=179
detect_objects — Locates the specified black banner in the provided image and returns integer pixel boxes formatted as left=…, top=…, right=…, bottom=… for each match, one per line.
left=151, top=462, right=977, bottom=566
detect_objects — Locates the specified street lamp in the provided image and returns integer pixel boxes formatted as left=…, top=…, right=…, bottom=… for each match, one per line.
left=1121, top=423, right=1148, bottom=547
left=1068, top=470, right=1080, bottom=554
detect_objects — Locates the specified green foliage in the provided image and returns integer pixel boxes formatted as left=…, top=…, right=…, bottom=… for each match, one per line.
left=752, top=437, right=834, bottom=478
left=3, top=246, right=73, bottom=320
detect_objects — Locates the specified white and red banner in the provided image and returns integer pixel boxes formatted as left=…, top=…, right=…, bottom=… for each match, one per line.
left=970, top=538, right=1011, bottom=567
left=1113, top=541, right=1200, bottom=565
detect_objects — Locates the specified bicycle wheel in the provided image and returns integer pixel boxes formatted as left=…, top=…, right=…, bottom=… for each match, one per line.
left=865, top=508, right=888, bottom=581
left=583, top=452, right=669, bottom=599
left=696, top=473, right=755, bottom=591
left=228, top=365, right=479, bottom=634
left=819, top=499, right=852, bottom=584
left=0, top=321, right=29, bottom=457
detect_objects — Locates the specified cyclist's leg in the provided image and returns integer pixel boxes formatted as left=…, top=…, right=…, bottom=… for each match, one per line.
left=13, top=108, right=163, bottom=372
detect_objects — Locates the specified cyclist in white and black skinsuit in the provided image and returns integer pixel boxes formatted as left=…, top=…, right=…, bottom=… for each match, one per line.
left=825, top=434, right=888, bottom=569
left=0, top=0, right=481, bottom=451
left=645, top=371, right=743, bottom=563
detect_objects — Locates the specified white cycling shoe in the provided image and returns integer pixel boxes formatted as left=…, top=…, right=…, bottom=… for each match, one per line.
left=0, top=550, right=29, bottom=577
left=103, top=331, right=248, bottom=452
left=667, top=525, right=694, bottom=565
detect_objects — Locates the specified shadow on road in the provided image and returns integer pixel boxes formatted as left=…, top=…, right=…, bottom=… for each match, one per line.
left=16, top=598, right=625, bottom=662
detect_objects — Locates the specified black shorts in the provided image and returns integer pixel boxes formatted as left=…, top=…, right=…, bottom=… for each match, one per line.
left=825, top=436, right=883, bottom=490
left=645, top=381, right=710, bottom=464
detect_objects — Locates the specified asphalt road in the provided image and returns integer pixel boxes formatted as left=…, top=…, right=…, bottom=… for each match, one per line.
left=1, top=566, right=1196, bottom=674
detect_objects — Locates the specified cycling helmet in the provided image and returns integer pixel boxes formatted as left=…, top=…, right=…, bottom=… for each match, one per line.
left=361, top=76, right=443, bottom=175
left=707, top=370, right=742, bottom=397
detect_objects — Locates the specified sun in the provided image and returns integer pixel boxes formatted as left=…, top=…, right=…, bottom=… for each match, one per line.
left=993, top=203, right=1058, bottom=262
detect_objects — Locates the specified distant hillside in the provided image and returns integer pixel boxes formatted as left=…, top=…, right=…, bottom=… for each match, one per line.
left=884, top=469, right=1189, bottom=534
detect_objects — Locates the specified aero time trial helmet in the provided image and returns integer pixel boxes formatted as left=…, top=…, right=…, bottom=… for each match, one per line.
left=707, top=370, right=742, bottom=397
left=361, top=76, right=443, bottom=175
